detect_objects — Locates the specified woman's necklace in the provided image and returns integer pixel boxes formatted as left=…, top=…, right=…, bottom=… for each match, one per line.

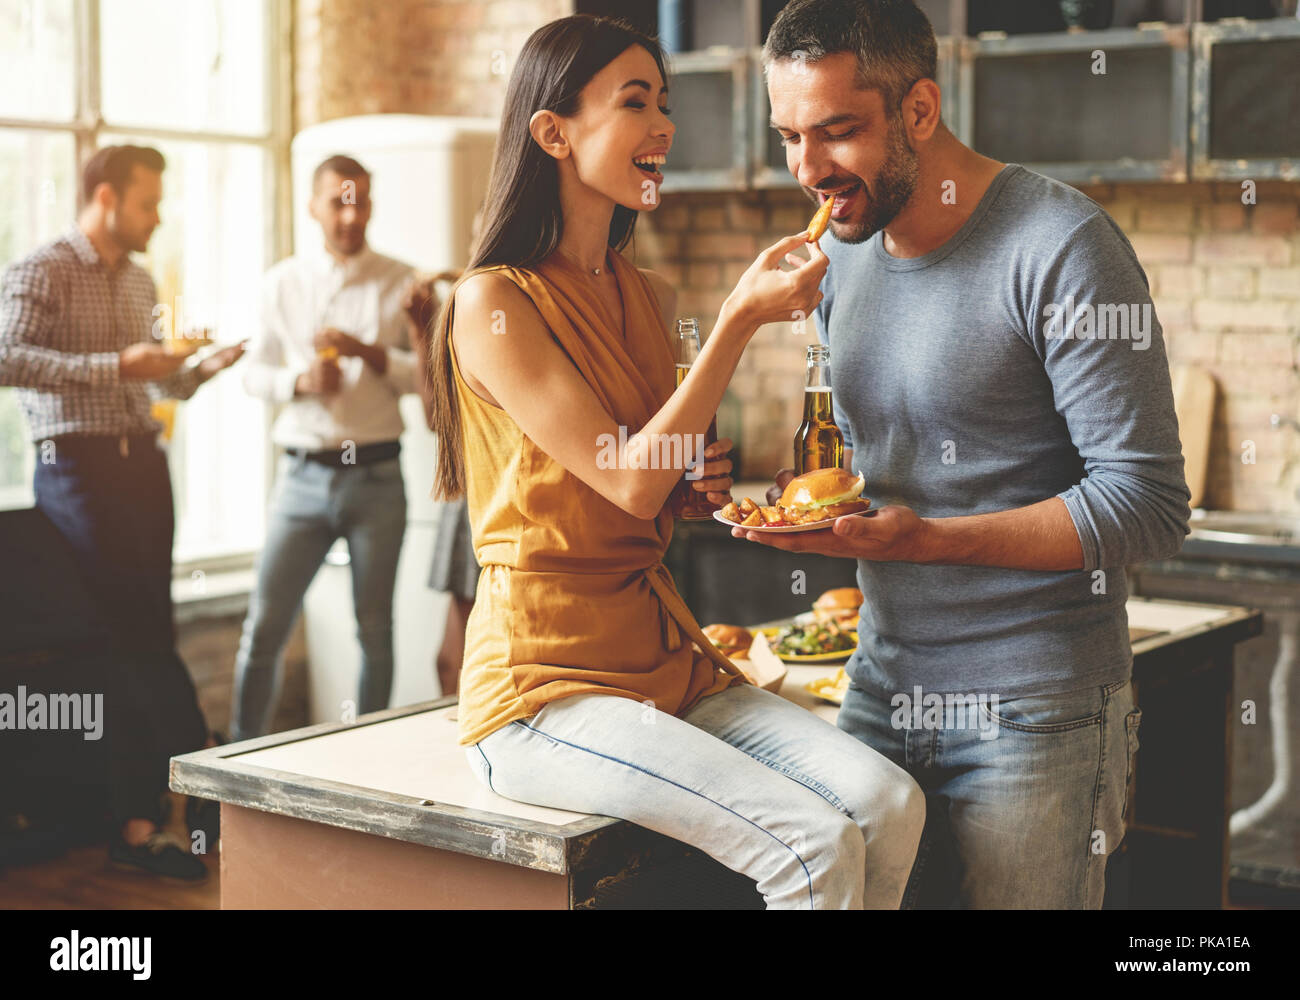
left=558, top=246, right=605, bottom=276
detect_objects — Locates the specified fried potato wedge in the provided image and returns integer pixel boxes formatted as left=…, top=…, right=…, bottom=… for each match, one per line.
left=806, top=197, right=834, bottom=242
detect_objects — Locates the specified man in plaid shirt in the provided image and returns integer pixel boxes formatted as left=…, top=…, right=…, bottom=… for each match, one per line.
left=0, top=145, right=244, bottom=881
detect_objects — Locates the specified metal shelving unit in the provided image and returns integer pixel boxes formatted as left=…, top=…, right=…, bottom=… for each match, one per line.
left=636, top=2, right=1299, bottom=191
left=1190, top=17, right=1300, bottom=180
left=659, top=47, right=752, bottom=192
left=958, top=24, right=1191, bottom=183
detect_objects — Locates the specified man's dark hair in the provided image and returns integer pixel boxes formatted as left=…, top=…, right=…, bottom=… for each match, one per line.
left=763, top=0, right=937, bottom=116
left=313, top=154, right=371, bottom=192
left=81, top=144, right=165, bottom=203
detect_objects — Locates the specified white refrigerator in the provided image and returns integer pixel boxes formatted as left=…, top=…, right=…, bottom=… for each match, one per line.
left=287, top=114, right=497, bottom=724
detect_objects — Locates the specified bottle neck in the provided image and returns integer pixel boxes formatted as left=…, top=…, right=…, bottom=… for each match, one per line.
left=677, top=319, right=700, bottom=366
left=805, top=361, right=831, bottom=390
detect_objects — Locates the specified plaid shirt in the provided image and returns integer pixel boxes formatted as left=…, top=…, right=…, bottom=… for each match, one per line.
left=0, top=225, right=201, bottom=441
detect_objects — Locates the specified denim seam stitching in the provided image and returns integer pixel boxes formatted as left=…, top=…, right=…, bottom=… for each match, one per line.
left=1085, top=685, right=1113, bottom=908
left=742, top=753, right=851, bottom=815
left=900, top=808, right=932, bottom=909
left=978, top=701, right=1104, bottom=735
left=517, top=720, right=817, bottom=909
left=475, top=743, right=498, bottom=795
left=1121, top=709, right=1141, bottom=824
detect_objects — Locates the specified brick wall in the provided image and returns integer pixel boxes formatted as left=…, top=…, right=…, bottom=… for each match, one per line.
left=635, top=182, right=1300, bottom=514
left=293, top=0, right=573, bottom=129
left=1078, top=181, right=1300, bottom=514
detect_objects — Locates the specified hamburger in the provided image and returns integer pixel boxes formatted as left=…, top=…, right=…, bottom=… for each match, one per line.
left=702, top=624, right=754, bottom=659
left=813, top=587, right=864, bottom=629
left=779, top=467, right=871, bottom=519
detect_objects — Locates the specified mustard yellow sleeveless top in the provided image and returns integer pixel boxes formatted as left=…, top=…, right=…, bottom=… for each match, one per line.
left=446, top=248, right=752, bottom=747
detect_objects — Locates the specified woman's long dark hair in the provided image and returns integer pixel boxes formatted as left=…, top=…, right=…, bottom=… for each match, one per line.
left=430, top=15, right=668, bottom=502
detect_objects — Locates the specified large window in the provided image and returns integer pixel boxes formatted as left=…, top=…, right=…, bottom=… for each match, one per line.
left=0, top=0, right=290, bottom=563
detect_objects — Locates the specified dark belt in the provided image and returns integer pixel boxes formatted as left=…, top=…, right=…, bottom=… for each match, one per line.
left=284, top=440, right=401, bottom=467
left=41, top=432, right=158, bottom=459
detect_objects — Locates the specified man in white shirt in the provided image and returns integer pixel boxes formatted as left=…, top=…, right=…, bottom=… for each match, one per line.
left=233, top=154, right=422, bottom=741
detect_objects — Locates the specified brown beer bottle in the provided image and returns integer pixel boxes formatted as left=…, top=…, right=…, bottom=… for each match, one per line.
left=670, top=318, right=720, bottom=520
left=794, top=344, right=843, bottom=475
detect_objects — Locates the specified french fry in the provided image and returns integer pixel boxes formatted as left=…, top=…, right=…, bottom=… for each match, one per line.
left=740, top=508, right=763, bottom=527
left=805, top=196, right=835, bottom=241
left=738, top=498, right=758, bottom=516
left=806, top=668, right=851, bottom=702
left=759, top=506, right=784, bottom=525
left=720, top=501, right=741, bottom=523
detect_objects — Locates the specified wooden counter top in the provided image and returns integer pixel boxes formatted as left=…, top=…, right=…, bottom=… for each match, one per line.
left=171, top=596, right=1261, bottom=879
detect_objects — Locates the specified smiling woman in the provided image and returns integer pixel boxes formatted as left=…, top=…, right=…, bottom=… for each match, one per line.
left=421, top=13, right=924, bottom=911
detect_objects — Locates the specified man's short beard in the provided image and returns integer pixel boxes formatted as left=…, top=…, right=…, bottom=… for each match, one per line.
left=834, top=112, right=919, bottom=245
left=107, top=212, right=146, bottom=253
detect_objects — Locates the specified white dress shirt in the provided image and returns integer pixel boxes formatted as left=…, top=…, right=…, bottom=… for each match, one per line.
left=243, top=241, right=416, bottom=449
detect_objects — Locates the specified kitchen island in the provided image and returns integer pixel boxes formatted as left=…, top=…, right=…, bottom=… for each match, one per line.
left=171, top=596, right=1260, bottom=909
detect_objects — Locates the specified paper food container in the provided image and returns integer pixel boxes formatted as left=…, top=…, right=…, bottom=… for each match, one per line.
left=733, top=630, right=787, bottom=693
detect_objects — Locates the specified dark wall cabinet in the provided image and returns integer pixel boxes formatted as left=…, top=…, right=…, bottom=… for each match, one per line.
left=661, top=49, right=750, bottom=191
left=1194, top=18, right=1300, bottom=179
left=960, top=26, right=1190, bottom=183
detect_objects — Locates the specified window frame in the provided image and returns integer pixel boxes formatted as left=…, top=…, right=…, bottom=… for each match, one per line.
left=0, top=0, right=292, bottom=578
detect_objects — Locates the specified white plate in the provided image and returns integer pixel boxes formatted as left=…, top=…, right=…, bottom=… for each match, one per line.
left=713, top=509, right=870, bottom=533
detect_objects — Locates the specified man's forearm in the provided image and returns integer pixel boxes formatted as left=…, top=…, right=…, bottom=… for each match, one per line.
left=0, top=341, right=119, bottom=389
left=243, top=359, right=301, bottom=403
left=155, top=364, right=202, bottom=401
left=920, top=496, right=1084, bottom=571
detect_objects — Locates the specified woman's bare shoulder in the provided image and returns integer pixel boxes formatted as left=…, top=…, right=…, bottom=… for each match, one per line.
left=451, top=269, right=548, bottom=346
left=454, top=268, right=526, bottom=314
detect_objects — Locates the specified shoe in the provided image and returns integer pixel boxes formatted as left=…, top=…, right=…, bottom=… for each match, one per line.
left=109, top=830, right=208, bottom=882
left=185, top=795, right=220, bottom=848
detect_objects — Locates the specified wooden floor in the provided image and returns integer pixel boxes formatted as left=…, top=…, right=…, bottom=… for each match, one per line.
left=0, top=794, right=219, bottom=910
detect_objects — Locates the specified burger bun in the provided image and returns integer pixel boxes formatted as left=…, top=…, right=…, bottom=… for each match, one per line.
left=812, top=587, right=864, bottom=627
left=703, top=623, right=754, bottom=658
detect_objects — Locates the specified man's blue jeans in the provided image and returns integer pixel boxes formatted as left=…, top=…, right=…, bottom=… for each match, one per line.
left=231, top=453, right=406, bottom=741
left=836, top=675, right=1141, bottom=908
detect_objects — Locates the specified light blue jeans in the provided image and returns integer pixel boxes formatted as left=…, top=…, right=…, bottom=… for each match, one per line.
left=231, top=453, right=406, bottom=741
left=836, top=676, right=1141, bottom=909
left=465, top=683, right=926, bottom=909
